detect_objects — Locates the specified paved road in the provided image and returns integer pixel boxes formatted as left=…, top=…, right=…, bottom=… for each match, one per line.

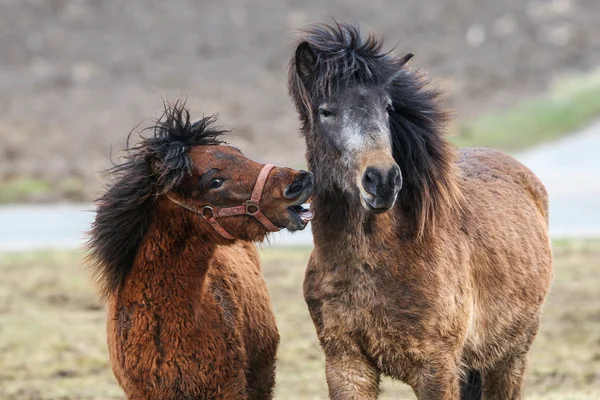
left=0, top=203, right=314, bottom=251
left=1, top=119, right=599, bottom=251
left=515, top=119, right=600, bottom=237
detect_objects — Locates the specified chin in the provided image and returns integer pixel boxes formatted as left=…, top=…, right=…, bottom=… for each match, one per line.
left=359, top=193, right=396, bottom=214
left=285, top=215, right=309, bottom=232
left=286, top=221, right=309, bottom=232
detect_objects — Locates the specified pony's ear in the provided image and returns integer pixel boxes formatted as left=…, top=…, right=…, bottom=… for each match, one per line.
left=399, top=53, right=414, bottom=66
left=295, top=41, right=317, bottom=86
left=387, top=53, right=415, bottom=85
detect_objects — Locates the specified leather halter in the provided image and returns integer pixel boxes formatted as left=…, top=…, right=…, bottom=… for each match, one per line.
left=167, top=164, right=280, bottom=240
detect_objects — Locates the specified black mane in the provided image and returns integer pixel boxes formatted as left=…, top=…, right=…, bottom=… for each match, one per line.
left=289, top=22, right=462, bottom=237
left=87, top=100, right=227, bottom=298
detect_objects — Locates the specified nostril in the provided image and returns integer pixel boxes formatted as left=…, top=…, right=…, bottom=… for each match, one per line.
left=362, top=168, right=381, bottom=196
left=287, top=180, right=303, bottom=195
left=284, top=171, right=310, bottom=199
left=365, top=172, right=374, bottom=185
left=388, top=166, right=402, bottom=189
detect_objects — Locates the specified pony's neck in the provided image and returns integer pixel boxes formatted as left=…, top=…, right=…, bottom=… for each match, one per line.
left=310, top=188, right=411, bottom=257
left=126, top=202, right=218, bottom=308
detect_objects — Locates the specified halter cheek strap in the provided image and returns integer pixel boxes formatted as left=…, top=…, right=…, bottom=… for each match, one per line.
left=167, top=164, right=280, bottom=240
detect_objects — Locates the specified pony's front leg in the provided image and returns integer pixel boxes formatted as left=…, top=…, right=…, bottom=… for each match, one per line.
left=324, top=350, right=380, bottom=400
left=414, top=361, right=462, bottom=400
left=482, top=354, right=527, bottom=400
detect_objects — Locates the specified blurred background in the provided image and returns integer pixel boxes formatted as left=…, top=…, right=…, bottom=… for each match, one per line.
left=0, top=0, right=599, bottom=399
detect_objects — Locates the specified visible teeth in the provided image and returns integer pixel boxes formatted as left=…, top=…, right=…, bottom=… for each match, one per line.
left=289, top=203, right=313, bottom=224
left=298, top=209, right=314, bottom=223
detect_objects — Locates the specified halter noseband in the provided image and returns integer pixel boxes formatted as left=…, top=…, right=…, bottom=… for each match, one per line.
left=167, top=164, right=280, bottom=240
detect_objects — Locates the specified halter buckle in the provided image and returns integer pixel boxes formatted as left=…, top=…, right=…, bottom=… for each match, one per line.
left=201, top=206, right=214, bottom=219
left=244, top=201, right=260, bottom=215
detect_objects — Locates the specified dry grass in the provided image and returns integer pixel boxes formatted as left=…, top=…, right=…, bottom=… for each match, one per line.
left=1, top=240, right=599, bottom=399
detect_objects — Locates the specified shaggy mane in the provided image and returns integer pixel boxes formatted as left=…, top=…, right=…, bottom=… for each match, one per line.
left=288, top=22, right=463, bottom=237
left=87, top=100, right=228, bottom=299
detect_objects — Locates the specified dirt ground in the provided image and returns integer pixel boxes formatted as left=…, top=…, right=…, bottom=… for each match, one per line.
left=0, top=0, right=599, bottom=201
left=0, top=240, right=599, bottom=399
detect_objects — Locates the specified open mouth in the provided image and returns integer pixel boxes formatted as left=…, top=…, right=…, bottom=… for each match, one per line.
left=287, top=203, right=314, bottom=227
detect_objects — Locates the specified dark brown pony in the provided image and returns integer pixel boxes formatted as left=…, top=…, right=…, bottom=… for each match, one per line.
left=288, top=22, right=552, bottom=399
left=87, top=101, right=313, bottom=399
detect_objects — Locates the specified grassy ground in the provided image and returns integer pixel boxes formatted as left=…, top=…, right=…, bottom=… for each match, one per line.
left=0, top=177, right=86, bottom=204
left=0, top=240, right=599, bottom=399
left=452, top=69, right=600, bottom=151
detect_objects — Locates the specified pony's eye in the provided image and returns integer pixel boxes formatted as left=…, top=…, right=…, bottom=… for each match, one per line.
left=386, top=103, right=395, bottom=113
left=318, top=107, right=334, bottom=118
left=208, top=178, right=224, bottom=189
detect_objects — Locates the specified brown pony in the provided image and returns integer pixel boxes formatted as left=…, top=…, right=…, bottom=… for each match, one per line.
left=288, top=22, right=553, bottom=399
left=87, top=101, right=313, bottom=399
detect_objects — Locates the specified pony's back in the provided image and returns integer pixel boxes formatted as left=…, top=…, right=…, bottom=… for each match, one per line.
left=456, top=147, right=552, bottom=377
